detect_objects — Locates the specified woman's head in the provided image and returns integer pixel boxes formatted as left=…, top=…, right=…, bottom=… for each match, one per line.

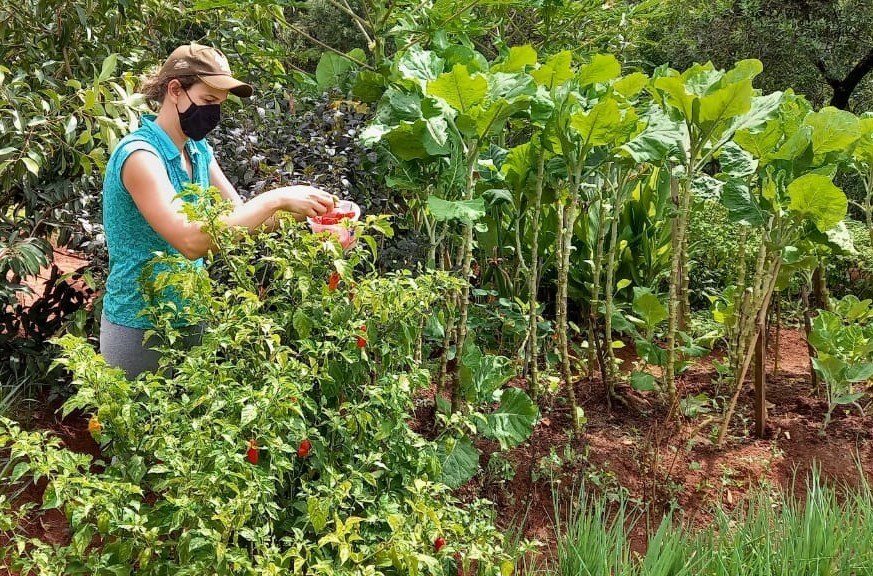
left=140, top=44, right=252, bottom=139
left=142, top=43, right=252, bottom=104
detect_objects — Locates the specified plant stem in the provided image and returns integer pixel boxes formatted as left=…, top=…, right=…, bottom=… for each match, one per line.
left=526, top=148, right=545, bottom=402
left=801, top=278, right=819, bottom=393
left=556, top=164, right=582, bottom=428
left=450, top=146, right=480, bottom=412
left=680, top=224, right=692, bottom=332
left=718, top=233, right=782, bottom=447
left=603, top=177, right=628, bottom=394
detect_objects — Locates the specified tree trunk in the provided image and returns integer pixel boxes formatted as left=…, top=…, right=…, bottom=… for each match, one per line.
left=816, top=47, right=873, bottom=110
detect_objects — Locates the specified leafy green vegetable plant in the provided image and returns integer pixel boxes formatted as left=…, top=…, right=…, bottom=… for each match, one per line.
left=809, top=295, right=873, bottom=431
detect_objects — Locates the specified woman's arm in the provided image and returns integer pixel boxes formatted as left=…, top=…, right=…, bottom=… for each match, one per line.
left=208, top=159, right=245, bottom=208
left=122, top=150, right=335, bottom=260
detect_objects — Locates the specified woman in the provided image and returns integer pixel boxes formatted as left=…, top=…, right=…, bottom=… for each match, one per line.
left=101, top=43, right=336, bottom=378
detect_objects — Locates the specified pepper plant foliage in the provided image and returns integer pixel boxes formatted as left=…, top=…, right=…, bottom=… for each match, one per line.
left=0, top=186, right=519, bottom=575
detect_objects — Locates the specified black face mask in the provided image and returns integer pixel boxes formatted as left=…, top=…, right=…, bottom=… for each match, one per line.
left=175, top=88, right=221, bottom=141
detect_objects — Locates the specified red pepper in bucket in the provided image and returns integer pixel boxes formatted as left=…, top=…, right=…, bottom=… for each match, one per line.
left=307, top=200, right=361, bottom=249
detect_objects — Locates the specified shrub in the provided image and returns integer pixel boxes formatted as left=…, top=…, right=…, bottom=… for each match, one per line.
left=0, top=186, right=517, bottom=575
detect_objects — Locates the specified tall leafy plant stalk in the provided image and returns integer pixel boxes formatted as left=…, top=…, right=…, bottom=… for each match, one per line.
left=588, top=185, right=610, bottom=394
left=555, top=172, right=583, bottom=426
left=602, top=166, right=641, bottom=392
left=715, top=102, right=857, bottom=444
left=526, top=147, right=547, bottom=401
left=718, top=219, right=782, bottom=446
left=651, top=60, right=781, bottom=413
left=451, top=146, right=481, bottom=411
left=665, top=166, right=692, bottom=411
left=545, top=52, right=639, bottom=424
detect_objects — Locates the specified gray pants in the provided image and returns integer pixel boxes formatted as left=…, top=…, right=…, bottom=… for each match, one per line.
left=99, top=314, right=203, bottom=379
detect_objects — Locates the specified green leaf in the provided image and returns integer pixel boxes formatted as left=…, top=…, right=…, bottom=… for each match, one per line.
left=636, top=339, right=666, bottom=366
left=804, top=107, right=861, bottom=154
left=491, top=45, right=537, bottom=73
left=292, top=308, right=314, bottom=339
left=383, top=89, right=423, bottom=122
left=823, top=221, right=858, bottom=254
left=787, top=174, right=847, bottom=231
left=351, top=70, right=387, bottom=102
left=437, top=436, right=479, bottom=488
left=578, top=53, right=621, bottom=86
left=98, top=53, right=118, bottom=83
left=622, top=107, right=684, bottom=162
left=21, top=157, right=39, bottom=176
left=613, top=72, right=649, bottom=98
left=307, top=496, right=329, bottom=532
left=459, top=341, right=514, bottom=402
left=834, top=392, right=865, bottom=405
left=397, top=46, right=444, bottom=83
left=846, top=363, right=873, bottom=383
left=427, top=196, right=486, bottom=224
left=42, top=482, right=61, bottom=509
left=720, top=179, right=766, bottom=226
left=380, top=119, right=451, bottom=160
left=240, top=404, right=257, bottom=427
left=727, top=91, right=784, bottom=140
left=723, top=59, right=764, bottom=84
left=531, top=51, right=574, bottom=90
left=632, top=287, right=667, bottom=327
left=427, top=64, right=487, bottom=114
left=653, top=75, right=695, bottom=121
left=484, top=389, right=538, bottom=450
left=717, top=141, right=757, bottom=177
left=570, top=98, right=628, bottom=147
left=734, top=118, right=782, bottom=158
left=813, top=356, right=846, bottom=385
left=315, top=52, right=355, bottom=92
left=699, top=79, right=754, bottom=124
left=630, top=371, right=657, bottom=392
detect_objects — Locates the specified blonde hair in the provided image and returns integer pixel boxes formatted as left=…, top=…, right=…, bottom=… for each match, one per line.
left=139, top=70, right=199, bottom=108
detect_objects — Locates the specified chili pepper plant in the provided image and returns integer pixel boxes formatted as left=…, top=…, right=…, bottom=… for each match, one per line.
left=0, top=185, right=524, bottom=575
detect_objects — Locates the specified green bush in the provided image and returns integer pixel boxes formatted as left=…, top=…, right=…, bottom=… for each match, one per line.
left=0, top=187, right=518, bottom=575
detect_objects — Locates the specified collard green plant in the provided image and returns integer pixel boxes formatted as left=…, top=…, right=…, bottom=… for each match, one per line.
left=714, top=98, right=855, bottom=444
left=809, top=295, right=873, bottom=431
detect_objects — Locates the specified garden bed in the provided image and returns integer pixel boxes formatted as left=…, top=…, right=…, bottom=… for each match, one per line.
left=6, top=328, right=871, bottom=574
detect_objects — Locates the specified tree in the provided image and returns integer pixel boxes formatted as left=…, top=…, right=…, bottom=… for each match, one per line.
left=635, top=0, right=873, bottom=112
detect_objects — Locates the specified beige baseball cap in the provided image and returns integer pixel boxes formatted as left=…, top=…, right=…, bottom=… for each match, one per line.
left=159, top=43, right=253, bottom=98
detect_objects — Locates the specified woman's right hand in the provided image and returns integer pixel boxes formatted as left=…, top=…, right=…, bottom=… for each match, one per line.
left=272, top=185, right=337, bottom=219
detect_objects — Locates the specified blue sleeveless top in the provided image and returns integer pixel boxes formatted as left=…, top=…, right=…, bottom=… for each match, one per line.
left=102, top=114, right=213, bottom=328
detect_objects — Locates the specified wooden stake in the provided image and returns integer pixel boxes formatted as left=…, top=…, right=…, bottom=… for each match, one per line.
left=754, top=320, right=767, bottom=438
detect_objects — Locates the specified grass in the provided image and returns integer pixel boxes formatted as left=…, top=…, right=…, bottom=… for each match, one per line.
left=523, top=467, right=873, bottom=575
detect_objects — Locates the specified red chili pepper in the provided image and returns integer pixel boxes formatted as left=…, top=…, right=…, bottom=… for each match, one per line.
left=434, top=536, right=446, bottom=552
left=297, top=438, right=312, bottom=458
left=246, top=438, right=258, bottom=465
left=357, top=325, right=367, bottom=348
left=328, top=272, right=340, bottom=292
left=312, top=211, right=355, bottom=225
